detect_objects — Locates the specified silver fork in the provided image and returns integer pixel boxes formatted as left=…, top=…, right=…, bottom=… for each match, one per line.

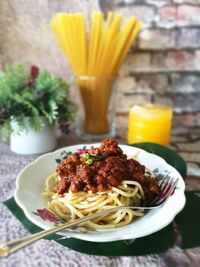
left=0, top=178, right=178, bottom=257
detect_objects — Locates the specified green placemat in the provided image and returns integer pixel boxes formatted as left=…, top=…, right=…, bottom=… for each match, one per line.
left=4, top=192, right=200, bottom=256
left=4, top=142, right=198, bottom=256
left=175, top=190, right=200, bottom=249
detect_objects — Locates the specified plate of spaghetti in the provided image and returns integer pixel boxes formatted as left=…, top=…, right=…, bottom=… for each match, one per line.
left=14, top=139, right=185, bottom=242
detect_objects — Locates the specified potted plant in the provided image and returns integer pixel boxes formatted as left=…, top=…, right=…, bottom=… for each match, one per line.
left=0, top=64, right=76, bottom=154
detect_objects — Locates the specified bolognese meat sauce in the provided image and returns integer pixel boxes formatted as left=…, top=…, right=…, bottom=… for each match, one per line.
left=56, top=139, right=160, bottom=202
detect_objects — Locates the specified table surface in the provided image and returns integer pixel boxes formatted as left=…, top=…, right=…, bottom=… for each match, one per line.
left=0, top=126, right=200, bottom=267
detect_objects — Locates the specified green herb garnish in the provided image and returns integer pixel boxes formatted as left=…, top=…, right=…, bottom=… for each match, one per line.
left=81, top=153, right=106, bottom=165
left=90, top=155, right=106, bottom=160
left=81, top=153, right=90, bottom=160
left=86, top=159, right=94, bottom=165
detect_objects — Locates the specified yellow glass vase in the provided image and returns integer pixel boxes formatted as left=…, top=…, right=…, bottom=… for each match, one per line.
left=76, top=76, right=117, bottom=138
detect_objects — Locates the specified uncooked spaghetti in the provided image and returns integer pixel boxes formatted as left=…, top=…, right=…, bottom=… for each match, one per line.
left=51, top=12, right=141, bottom=134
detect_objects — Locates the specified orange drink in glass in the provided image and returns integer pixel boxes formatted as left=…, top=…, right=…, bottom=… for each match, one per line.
left=128, top=104, right=173, bottom=146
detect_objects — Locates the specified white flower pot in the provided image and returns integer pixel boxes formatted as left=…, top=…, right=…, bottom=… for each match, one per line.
left=10, top=118, right=57, bottom=154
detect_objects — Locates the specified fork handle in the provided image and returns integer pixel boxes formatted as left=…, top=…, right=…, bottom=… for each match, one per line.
left=0, top=211, right=106, bottom=257
left=0, top=206, right=137, bottom=257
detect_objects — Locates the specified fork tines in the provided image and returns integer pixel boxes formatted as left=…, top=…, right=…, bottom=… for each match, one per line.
left=151, top=178, right=179, bottom=206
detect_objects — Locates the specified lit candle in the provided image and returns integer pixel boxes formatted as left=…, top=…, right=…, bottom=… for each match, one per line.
left=128, top=104, right=173, bottom=146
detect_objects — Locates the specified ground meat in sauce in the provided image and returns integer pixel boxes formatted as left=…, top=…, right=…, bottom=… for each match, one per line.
left=56, top=139, right=160, bottom=202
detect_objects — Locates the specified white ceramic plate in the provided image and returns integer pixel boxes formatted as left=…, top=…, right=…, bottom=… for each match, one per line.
left=14, top=144, right=186, bottom=242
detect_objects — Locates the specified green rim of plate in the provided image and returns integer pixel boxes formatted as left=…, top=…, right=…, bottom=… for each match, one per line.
left=5, top=142, right=187, bottom=256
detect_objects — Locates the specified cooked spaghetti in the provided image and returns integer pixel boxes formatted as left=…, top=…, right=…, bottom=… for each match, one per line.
left=44, top=139, right=160, bottom=229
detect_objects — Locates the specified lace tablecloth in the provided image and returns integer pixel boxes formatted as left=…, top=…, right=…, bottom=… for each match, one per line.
left=1, top=127, right=200, bottom=267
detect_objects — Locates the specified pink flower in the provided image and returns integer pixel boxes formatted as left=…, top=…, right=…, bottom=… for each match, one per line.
left=77, top=148, right=89, bottom=154
left=36, top=209, right=58, bottom=222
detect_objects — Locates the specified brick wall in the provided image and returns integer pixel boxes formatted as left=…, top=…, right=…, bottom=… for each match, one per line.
left=107, top=0, right=200, bottom=130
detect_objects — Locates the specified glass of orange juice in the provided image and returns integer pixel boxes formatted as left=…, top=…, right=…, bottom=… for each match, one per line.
left=128, top=104, right=173, bottom=146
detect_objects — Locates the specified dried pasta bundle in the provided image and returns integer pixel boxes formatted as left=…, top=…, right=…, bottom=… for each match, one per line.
left=51, top=12, right=141, bottom=134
